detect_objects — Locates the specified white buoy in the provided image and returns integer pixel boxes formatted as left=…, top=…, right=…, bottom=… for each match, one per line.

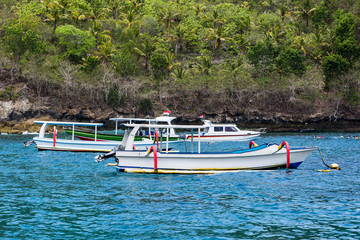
left=330, top=163, right=340, bottom=170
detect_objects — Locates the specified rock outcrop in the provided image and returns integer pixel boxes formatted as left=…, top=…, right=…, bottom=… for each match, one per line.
left=1, top=69, right=360, bottom=133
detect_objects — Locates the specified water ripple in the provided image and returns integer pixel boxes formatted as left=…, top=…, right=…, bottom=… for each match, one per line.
left=0, top=133, right=359, bottom=239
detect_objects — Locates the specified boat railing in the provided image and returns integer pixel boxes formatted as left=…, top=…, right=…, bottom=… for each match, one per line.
left=63, top=125, right=93, bottom=133
left=121, top=123, right=206, bottom=153
left=34, top=121, right=104, bottom=141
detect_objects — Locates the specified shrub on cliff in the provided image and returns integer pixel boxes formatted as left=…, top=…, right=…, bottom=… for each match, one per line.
left=277, top=47, right=306, bottom=76
left=55, top=25, right=96, bottom=63
left=321, top=54, right=350, bottom=91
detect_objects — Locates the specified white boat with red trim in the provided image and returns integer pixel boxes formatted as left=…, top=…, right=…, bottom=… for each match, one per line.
left=95, top=123, right=315, bottom=174
left=26, top=121, right=181, bottom=152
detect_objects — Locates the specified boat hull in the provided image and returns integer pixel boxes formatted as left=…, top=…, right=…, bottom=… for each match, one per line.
left=113, top=144, right=315, bottom=173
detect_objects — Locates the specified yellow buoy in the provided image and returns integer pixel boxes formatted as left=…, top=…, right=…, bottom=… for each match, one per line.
left=330, top=163, right=340, bottom=170
left=317, top=170, right=331, bottom=172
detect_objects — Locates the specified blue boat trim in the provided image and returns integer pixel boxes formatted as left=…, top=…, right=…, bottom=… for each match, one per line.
left=115, top=161, right=304, bottom=172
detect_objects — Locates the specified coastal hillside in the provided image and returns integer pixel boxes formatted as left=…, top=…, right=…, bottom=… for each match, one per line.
left=1, top=0, right=360, bottom=132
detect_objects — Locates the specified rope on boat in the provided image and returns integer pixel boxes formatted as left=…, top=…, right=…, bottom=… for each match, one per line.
left=249, top=141, right=291, bottom=168
left=249, top=141, right=258, bottom=148
left=278, top=141, right=290, bottom=168
left=316, top=147, right=340, bottom=170
left=152, top=130, right=159, bottom=149
left=146, top=145, right=158, bottom=170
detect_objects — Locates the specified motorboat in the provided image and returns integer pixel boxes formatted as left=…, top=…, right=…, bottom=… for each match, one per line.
left=64, top=111, right=180, bottom=141
left=64, top=118, right=155, bottom=142
left=184, top=119, right=265, bottom=142
left=95, top=123, right=315, bottom=174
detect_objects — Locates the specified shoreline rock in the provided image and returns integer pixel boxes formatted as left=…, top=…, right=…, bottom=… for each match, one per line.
left=2, top=111, right=360, bottom=134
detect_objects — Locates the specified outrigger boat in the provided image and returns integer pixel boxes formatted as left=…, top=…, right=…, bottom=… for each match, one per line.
left=64, top=118, right=154, bottom=142
left=65, top=111, right=264, bottom=143
left=64, top=113, right=180, bottom=142
left=95, top=123, right=316, bottom=174
left=25, top=121, right=181, bottom=152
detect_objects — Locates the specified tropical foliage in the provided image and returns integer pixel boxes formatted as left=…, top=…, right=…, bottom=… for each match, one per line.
left=1, top=0, right=360, bottom=113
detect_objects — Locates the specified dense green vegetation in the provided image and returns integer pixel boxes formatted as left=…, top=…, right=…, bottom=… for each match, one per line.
left=1, top=0, right=360, bottom=115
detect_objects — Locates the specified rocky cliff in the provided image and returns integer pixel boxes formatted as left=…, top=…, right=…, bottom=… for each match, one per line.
left=1, top=69, right=360, bottom=134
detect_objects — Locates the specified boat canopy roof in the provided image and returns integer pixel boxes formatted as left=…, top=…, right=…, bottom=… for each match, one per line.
left=109, top=118, right=154, bottom=122
left=202, top=120, right=237, bottom=127
left=155, top=116, right=176, bottom=122
left=120, top=123, right=204, bottom=151
left=120, top=123, right=206, bottom=129
left=34, top=121, right=103, bottom=139
left=34, top=121, right=103, bottom=127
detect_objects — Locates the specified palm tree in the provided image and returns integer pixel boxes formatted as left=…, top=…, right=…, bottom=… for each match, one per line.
left=107, top=0, right=123, bottom=19
left=96, top=40, right=116, bottom=63
left=89, top=19, right=111, bottom=47
left=167, top=24, right=186, bottom=55
left=265, top=23, right=283, bottom=46
left=165, top=52, right=180, bottom=72
left=171, top=65, right=187, bottom=81
left=204, top=9, right=224, bottom=28
left=295, top=0, right=316, bottom=31
left=42, top=0, right=70, bottom=41
left=193, top=3, right=206, bottom=17
left=290, top=35, right=313, bottom=56
left=196, top=54, right=213, bottom=76
left=161, top=6, right=178, bottom=29
left=119, top=10, right=138, bottom=28
left=133, top=35, right=154, bottom=71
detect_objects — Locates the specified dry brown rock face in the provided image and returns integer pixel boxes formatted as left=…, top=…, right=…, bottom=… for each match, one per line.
left=2, top=69, right=360, bottom=133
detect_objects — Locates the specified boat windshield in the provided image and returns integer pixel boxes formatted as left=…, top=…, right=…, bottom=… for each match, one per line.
left=225, top=127, right=237, bottom=132
left=214, top=127, right=223, bottom=132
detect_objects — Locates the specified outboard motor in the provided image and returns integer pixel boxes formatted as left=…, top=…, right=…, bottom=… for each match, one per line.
left=24, top=140, right=35, bottom=147
left=95, top=145, right=124, bottom=162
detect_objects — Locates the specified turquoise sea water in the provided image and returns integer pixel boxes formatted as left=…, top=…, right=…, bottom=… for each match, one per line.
left=0, top=133, right=359, bottom=239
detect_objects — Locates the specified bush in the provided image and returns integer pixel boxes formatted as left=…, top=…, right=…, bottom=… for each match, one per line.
left=112, top=53, right=137, bottom=77
left=0, top=86, right=18, bottom=100
left=2, top=26, right=45, bottom=62
left=312, top=1, right=330, bottom=28
left=55, top=25, right=95, bottom=63
left=80, top=55, right=101, bottom=73
left=108, top=87, right=120, bottom=107
left=150, top=53, right=168, bottom=81
left=138, top=98, right=153, bottom=115
left=321, top=54, right=350, bottom=91
left=335, top=37, right=360, bottom=64
left=247, top=41, right=279, bottom=74
left=277, top=47, right=306, bottom=76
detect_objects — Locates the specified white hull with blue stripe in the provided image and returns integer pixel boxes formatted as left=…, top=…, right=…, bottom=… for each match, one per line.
left=114, top=144, right=315, bottom=173
left=95, top=123, right=315, bottom=174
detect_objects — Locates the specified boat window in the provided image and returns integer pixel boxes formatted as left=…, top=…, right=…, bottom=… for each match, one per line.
left=225, top=127, right=237, bottom=132
left=214, top=126, right=223, bottom=132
